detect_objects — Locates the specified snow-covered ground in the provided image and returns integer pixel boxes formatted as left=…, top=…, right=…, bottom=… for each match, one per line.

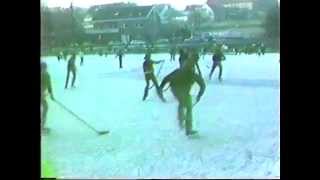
left=41, top=53, right=280, bottom=179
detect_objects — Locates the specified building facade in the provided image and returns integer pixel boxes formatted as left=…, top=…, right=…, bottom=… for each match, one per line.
left=83, top=4, right=161, bottom=43
left=207, top=0, right=258, bottom=21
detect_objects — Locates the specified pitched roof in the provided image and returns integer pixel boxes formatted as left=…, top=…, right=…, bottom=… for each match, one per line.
left=88, top=5, right=153, bottom=21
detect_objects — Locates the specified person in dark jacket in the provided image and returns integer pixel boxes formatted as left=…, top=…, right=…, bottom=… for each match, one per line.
left=117, top=48, right=124, bottom=69
left=79, top=50, right=84, bottom=65
left=65, top=53, right=77, bottom=89
left=170, top=47, right=176, bottom=61
left=160, top=51, right=206, bottom=136
left=209, top=45, right=225, bottom=82
left=142, top=53, right=166, bottom=102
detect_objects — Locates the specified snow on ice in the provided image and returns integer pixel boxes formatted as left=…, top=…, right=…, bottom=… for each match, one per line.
left=41, top=53, right=280, bottom=178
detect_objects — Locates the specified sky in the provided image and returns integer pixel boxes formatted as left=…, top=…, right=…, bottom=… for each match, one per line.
left=42, top=0, right=208, bottom=10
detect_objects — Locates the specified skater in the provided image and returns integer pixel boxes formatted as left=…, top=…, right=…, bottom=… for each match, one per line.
left=41, top=61, right=55, bottom=133
left=170, top=47, right=176, bottom=61
left=79, top=50, right=84, bottom=66
left=260, top=43, right=266, bottom=55
left=142, top=53, right=166, bottom=102
left=65, top=53, right=77, bottom=89
left=63, top=49, right=68, bottom=60
left=209, top=45, right=225, bottom=82
left=160, top=51, right=206, bottom=136
left=186, top=49, right=202, bottom=78
left=57, top=52, right=61, bottom=62
left=116, top=48, right=124, bottom=69
left=201, top=47, right=207, bottom=60
left=59, top=51, right=63, bottom=60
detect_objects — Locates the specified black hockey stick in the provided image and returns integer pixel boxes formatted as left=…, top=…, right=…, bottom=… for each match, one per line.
left=192, top=101, right=198, bottom=108
left=54, top=100, right=109, bottom=135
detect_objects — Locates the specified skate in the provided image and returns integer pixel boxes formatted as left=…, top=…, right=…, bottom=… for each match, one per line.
left=187, top=130, right=200, bottom=139
left=186, top=130, right=198, bottom=136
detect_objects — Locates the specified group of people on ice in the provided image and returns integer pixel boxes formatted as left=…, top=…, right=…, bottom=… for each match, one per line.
left=42, top=41, right=259, bottom=137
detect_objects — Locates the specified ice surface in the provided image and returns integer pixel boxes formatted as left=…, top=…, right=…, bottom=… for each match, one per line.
left=41, top=53, right=280, bottom=178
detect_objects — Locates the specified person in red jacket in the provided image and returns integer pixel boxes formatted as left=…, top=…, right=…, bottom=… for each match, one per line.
left=65, top=53, right=77, bottom=89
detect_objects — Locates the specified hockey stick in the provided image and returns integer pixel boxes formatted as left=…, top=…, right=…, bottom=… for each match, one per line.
left=54, top=100, right=109, bottom=135
left=192, top=101, right=199, bottom=108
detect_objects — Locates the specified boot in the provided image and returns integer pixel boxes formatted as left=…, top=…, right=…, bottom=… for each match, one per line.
left=186, top=130, right=198, bottom=136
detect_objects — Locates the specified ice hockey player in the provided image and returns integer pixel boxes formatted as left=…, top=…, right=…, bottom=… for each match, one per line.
left=142, top=53, right=166, bottom=102
left=79, top=50, right=84, bottom=66
left=41, top=61, right=55, bottom=133
left=170, top=47, right=176, bottom=61
left=160, top=50, right=206, bottom=136
left=192, top=49, right=202, bottom=77
left=209, top=44, right=225, bottom=82
left=57, top=52, right=61, bottom=62
left=65, top=52, right=77, bottom=89
left=63, top=49, right=68, bottom=60
left=185, top=48, right=202, bottom=78
left=116, top=48, right=124, bottom=69
left=201, top=46, right=209, bottom=60
left=260, top=42, right=266, bottom=55
left=59, top=51, right=63, bottom=60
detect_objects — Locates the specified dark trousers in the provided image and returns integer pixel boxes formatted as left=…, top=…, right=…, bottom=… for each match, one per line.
left=80, top=57, right=84, bottom=65
left=65, top=66, right=76, bottom=89
left=143, top=73, right=165, bottom=102
left=172, top=90, right=193, bottom=134
left=209, top=61, right=223, bottom=80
